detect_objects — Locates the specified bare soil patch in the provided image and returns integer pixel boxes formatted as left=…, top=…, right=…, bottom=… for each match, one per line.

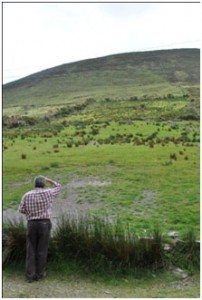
left=3, top=176, right=111, bottom=228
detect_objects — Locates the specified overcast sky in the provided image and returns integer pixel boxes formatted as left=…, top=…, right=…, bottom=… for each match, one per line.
left=3, top=2, right=201, bottom=84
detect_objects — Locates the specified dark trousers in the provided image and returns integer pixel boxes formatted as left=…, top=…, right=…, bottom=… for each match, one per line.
left=26, top=219, right=51, bottom=280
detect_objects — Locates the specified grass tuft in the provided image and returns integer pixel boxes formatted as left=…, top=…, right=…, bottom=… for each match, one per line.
left=168, top=229, right=200, bottom=271
left=3, top=219, right=26, bottom=266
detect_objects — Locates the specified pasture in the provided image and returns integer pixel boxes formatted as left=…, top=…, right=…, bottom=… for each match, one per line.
left=3, top=97, right=200, bottom=238
left=2, top=49, right=200, bottom=298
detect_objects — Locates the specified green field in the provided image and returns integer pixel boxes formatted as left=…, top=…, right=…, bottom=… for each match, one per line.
left=3, top=96, right=200, bottom=239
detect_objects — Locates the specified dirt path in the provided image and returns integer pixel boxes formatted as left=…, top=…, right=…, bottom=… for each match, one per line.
left=2, top=270, right=200, bottom=298
left=3, top=176, right=111, bottom=228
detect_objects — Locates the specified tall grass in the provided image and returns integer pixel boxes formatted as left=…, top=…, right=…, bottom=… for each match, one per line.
left=3, top=219, right=26, bottom=265
left=168, top=229, right=200, bottom=271
left=51, top=214, right=164, bottom=272
left=3, top=215, right=199, bottom=275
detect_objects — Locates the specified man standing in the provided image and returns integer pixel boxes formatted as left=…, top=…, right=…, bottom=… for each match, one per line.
left=19, top=175, right=61, bottom=282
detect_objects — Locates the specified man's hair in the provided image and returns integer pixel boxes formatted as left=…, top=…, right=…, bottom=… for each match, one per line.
left=34, top=176, right=46, bottom=188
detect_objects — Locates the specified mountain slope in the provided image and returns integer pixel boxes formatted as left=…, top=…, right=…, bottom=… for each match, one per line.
left=3, top=48, right=200, bottom=107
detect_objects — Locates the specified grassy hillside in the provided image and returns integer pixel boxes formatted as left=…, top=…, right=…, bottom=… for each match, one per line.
left=3, top=48, right=200, bottom=107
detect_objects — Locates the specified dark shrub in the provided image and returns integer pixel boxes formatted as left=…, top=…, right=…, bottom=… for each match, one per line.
left=170, top=153, right=177, bottom=161
left=21, top=153, right=27, bottom=159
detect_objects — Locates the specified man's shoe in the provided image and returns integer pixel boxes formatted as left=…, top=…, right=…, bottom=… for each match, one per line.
left=35, top=272, right=47, bottom=281
left=26, top=274, right=38, bottom=283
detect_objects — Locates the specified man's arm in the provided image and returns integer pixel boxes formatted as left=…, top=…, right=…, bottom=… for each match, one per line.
left=45, top=177, right=61, bottom=195
left=18, top=196, right=27, bottom=214
left=45, top=177, right=59, bottom=186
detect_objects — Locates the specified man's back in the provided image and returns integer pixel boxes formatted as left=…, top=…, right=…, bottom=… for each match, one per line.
left=19, top=179, right=61, bottom=220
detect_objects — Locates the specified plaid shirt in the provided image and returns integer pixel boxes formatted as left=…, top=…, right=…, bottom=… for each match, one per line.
left=19, top=182, right=61, bottom=221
